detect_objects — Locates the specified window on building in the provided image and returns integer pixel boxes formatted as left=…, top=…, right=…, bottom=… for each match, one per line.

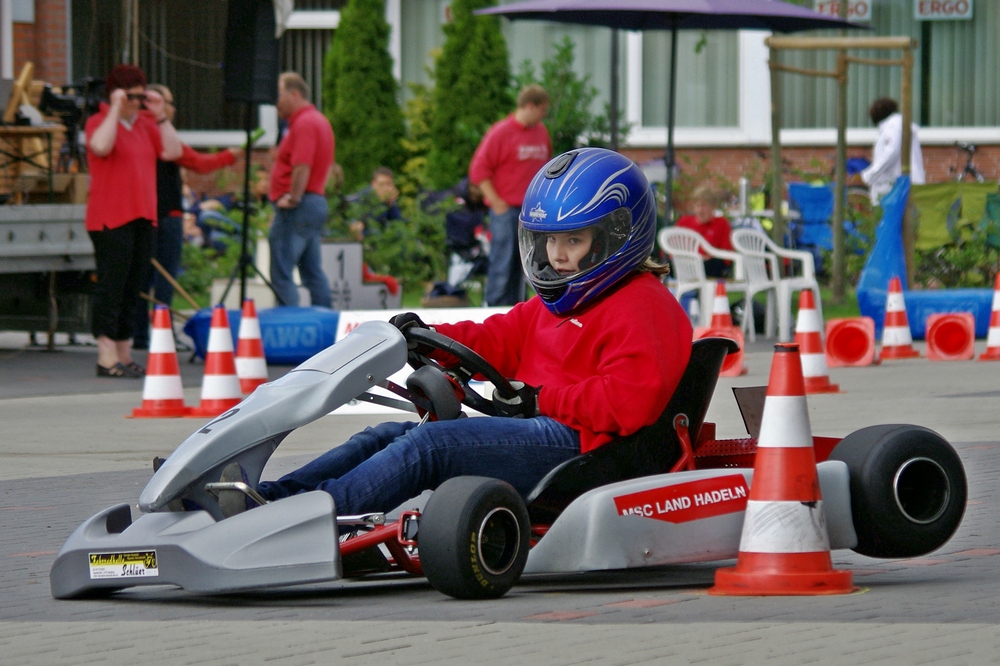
left=779, top=0, right=998, bottom=129
left=641, top=30, right=739, bottom=128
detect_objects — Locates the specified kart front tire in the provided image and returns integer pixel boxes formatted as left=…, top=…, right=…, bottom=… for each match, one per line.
left=419, top=476, right=529, bottom=600
left=830, top=424, right=966, bottom=558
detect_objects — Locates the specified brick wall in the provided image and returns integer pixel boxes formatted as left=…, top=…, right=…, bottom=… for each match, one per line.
left=12, top=0, right=68, bottom=85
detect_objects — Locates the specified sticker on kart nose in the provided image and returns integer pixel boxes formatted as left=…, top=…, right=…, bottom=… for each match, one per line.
left=614, top=475, right=749, bottom=523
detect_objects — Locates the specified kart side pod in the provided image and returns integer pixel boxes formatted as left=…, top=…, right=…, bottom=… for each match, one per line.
left=50, top=491, right=340, bottom=599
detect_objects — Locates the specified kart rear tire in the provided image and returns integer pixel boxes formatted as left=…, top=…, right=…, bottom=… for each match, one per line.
left=419, top=476, right=529, bottom=600
left=830, top=424, right=966, bottom=558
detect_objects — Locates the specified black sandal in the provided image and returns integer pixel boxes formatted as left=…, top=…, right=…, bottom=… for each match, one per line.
left=125, top=361, right=146, bottom=376
left=96, top=362, right=141, bottom=378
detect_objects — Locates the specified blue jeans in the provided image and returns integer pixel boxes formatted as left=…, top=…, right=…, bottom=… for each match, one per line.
left=268, top=193, right=332, bottom=307
left=485, top=206, right=524, bottom=306
left=258, top=417, right=580, bottom=515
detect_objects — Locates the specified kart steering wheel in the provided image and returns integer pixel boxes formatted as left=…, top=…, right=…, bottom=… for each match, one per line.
left=404, top=327, right=519, bottom=416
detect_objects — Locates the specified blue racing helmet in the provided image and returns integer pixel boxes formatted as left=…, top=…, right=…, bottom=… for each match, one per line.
left=518, top=147, right=656, bottom=316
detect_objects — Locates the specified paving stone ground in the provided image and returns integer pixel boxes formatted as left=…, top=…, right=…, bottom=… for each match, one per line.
left=2, top=334, right=1000, bottom=664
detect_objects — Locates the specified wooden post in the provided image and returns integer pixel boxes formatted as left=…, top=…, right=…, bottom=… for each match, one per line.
left=769, top=47, right=784, bottom=245
left=832, top=0, right=849, bottom=304
left=900, top=46, right=915, bottom=287
left=832, top=52, right=847, bottom=303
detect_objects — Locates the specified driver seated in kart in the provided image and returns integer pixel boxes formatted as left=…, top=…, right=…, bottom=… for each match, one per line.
left=219, top=147, right=693, bottom=518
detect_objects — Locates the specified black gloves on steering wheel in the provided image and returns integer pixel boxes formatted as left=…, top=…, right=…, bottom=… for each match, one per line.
left=492, top=381, right=541, bottom=419
left=389, top=312, right=433, bottom=355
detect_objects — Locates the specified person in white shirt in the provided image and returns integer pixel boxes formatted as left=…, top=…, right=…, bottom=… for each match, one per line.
left=860, top=97, right=926, bottom=206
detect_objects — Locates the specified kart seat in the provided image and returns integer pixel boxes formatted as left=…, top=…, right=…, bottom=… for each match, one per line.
left=525, top=336, right=738, bottom=525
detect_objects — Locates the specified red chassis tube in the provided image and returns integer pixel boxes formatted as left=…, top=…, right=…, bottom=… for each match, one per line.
left=337, top=423, right=843, bottom=574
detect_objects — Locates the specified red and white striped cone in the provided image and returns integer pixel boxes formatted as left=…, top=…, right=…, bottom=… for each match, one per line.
left=881, top=276, right=920, bottom=359
left=693, top=281, right=748, bottom=377
left=794, top=289, right=839, bottom=394
left=235, top=299, right=269, bottom=393
left=710, top=343, right=854, bottom=596
left=131, top=305, right=190, bottom=418
left=979, top=274, right=1000, bottom=361
left=189, top=305, right=243, bottom=417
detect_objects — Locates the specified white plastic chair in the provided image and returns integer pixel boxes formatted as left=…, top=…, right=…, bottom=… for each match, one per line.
left=731, top=228, right=823, bottom=342
left=657, top=227, right=749, bottom=331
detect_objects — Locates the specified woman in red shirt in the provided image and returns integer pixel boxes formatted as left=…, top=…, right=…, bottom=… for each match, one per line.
left=85, top=65, right=182, bottom=377
left=675, top=184, right=734, bottom=278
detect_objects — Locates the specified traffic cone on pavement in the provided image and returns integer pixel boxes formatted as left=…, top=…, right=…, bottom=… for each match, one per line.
left=189, top=305, right=243, bottom=417
left=710, top=343, right=854, bottom=596
left=693, top=281, right=748, bottom=377
left=131, top=305, right=190, bottom=418
left=880, top=277, right=920, bottom=359
left=235, top=299, right=269, bottom=393
left=979, top=274, right=1000, bottom=361
left=794, top=289, right=839, bottom=393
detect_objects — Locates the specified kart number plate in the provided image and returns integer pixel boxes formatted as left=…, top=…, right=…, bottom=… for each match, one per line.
left=88, top=551, right=159, bottom=580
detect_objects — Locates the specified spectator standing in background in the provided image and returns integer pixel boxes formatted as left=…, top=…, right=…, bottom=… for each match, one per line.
left=675, top=184, right=734, bottom=278
left=859, top=97, right=925, bottom=206
left=133, top=84, right=243, bottom=349
left=470, top=85, right=551, bottom=306
left=86, top=64, right=182, bottom=378
left=268, top=72, right=335, bottom=308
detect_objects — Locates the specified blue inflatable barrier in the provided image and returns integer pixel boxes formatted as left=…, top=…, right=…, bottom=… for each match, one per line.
left=183, top=306, right=340, bottom=365
left=856, top=176, right=992, bottom=339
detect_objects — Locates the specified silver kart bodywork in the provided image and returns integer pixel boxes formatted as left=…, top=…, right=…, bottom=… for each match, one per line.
left=51, top=321, right=406, bottom=599
left=51, top=320, right=864, bottom=599
left=525, top=461, right=856, bottom=573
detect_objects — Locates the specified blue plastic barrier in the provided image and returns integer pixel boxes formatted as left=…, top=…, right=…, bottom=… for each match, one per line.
left=856, top=176, right=992, bottom=339
left=183, top=306, right=340, bottom=365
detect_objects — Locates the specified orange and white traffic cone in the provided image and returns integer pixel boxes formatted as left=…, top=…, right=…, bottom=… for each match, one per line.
left=131, top=305, right=190, bottom=418
left=880, top=276, right=920, bottom=359
left=189, top=305, right=243, bottom=418
left=794, top=289, right=839, bottom=394
left=710, top=343, right=854, bottom=596
left=979, top=274, right=1000, bottom=361
left=235, top=299, right=269, bottom=394
left=693, top=281, right=748, bottom=377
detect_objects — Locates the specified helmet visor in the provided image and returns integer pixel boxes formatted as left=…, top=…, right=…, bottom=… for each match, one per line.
left=519, top=207, right=632, bottom=302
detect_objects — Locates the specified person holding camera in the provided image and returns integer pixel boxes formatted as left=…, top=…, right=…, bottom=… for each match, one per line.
left=85, top=64, right=182, bottom=377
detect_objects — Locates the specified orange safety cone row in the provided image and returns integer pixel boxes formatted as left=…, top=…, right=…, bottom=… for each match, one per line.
left=710, top=343, right=854, bottom=596
left=979, top=274, right=1000, bottom=361
left=880, top=276, right=920, bottom=359
left=825, top=317, right=878, bottom=368
left=926, top=313, right=975, bottom=361
left=693, top=281, right=748, bottom=377
left=235, top=299, right=269, bottom=394
left=131, top=306, right=190, bottom=418
left=189, top=305, right=243, bottom=418
left=793, top=289, right=839, bottom=393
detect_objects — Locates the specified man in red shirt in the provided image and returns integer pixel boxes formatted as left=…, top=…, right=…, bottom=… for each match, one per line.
left=268, top=72, right=335, bottom=307
left=469, top=85, right=551, bottom=305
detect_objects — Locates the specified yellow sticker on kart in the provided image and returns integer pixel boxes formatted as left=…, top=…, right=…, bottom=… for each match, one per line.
left=88, top=551, right=158, bottom=579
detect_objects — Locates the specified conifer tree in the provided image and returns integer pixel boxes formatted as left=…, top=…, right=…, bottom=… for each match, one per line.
left=426, top=0, right=512, bottom=190
left=323, top=0, right=405, bottom=193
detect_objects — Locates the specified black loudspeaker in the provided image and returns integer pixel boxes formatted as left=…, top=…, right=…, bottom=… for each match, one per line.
left=224, top=0, right=280, bottom=104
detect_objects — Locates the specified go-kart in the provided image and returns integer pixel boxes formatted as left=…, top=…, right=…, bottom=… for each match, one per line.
left=50, top=321, right=967, bottom=600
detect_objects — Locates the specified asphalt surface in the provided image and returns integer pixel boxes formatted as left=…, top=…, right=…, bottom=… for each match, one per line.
left=2, top=328, right=1000, bottom=665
